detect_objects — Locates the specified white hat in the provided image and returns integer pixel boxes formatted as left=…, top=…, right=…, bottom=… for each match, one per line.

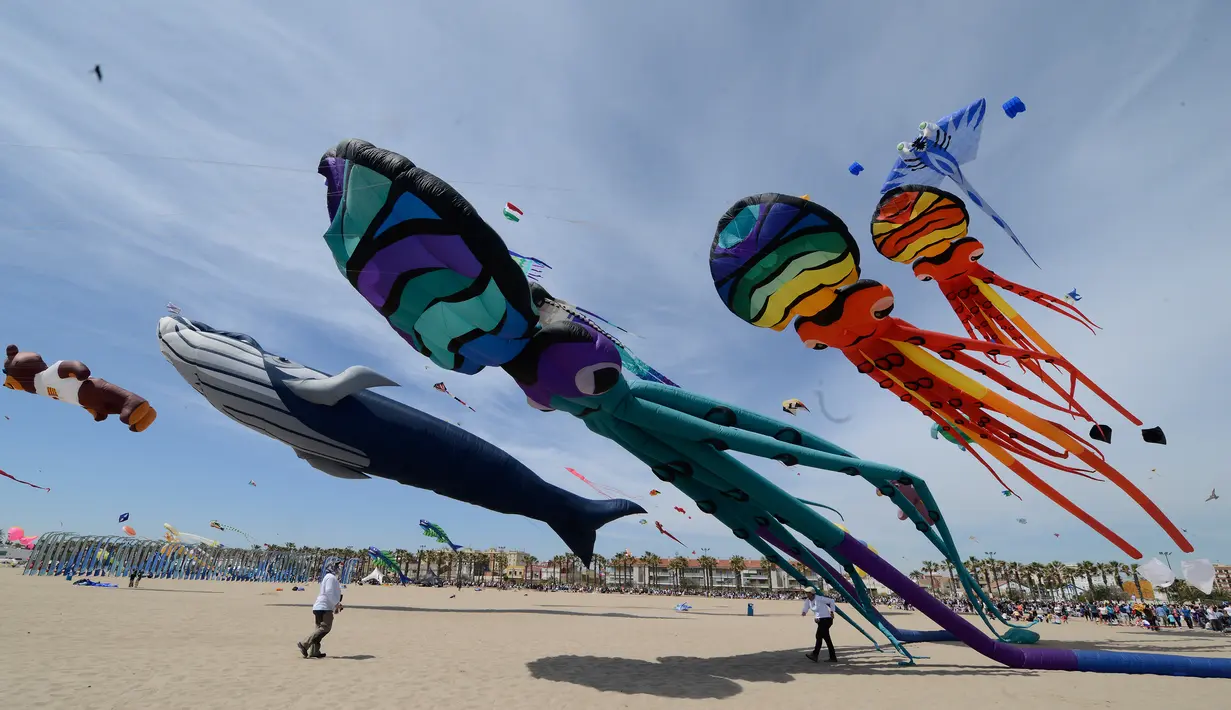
left=805, top=586, right=817, bottom=593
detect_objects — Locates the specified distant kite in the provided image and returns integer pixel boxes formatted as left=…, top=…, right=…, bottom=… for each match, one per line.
left=1206, top=489, right=1219, bottom=502
left=782, top=398, right=809, bottom=415
left=433, top=382, right=476, bottom=412
left=93, top=64, right=103, bottom=82
left=118, top=512, right=129, bottom=523
left=655, top=521, right=685, bottom=546
left=1, top=468, right=49, bottom=492
left=419, top=519, right=462, bottom=551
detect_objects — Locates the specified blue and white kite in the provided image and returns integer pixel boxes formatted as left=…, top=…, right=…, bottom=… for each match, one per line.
left=881, top=98, right=1039, bottom=268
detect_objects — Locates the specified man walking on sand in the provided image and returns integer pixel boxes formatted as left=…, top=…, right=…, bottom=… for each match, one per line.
left=299, top=562, right=343, bottom=659
left=801, top=586, right=838, bottom=663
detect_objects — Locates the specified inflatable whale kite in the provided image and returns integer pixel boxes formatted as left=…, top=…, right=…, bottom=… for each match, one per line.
left=156, top=314, right=643, bottom=564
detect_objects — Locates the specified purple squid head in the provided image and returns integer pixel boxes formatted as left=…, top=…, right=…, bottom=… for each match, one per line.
left=502, top=290, right=624, bottom=411
left=318, top=153, right=346, bottom=222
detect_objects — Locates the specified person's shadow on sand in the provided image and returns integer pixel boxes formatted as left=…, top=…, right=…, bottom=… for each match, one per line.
left=527, top=648, right=1033, bottom=699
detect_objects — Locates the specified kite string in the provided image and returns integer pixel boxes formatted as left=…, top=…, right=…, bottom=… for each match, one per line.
left=0, top=141, right=577, bottom=193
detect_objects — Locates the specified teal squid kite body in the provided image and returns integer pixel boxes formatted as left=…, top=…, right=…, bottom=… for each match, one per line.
left=311, top=139, right=1231, bottom=679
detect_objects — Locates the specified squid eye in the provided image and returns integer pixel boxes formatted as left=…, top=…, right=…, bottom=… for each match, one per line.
left=801, top=339, right=829, bottom=351
left=526, top=396, right=555, bottom=412
left=969, top=248, right=984, bottom=262
left=871, top=295, right=895, bottom=320
left=575, top=363, right=621, bottom=396
left=916, top=273, right=934, bottom=282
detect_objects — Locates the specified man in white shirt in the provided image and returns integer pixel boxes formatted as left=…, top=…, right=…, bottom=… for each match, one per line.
left=298, top=562, right=344, bottom=658
left=801, top=586, right=838, bottom=662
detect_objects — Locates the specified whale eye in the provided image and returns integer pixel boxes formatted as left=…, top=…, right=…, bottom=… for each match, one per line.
left=575, top=363, right=621, bottom=396
left=969, top=247, right=984, bottom=262
left=801, top=339, right=829, bottom=351
left=916, top=273, right=934, bottom=282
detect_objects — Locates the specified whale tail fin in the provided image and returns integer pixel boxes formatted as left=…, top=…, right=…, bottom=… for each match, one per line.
left=549, top=498, right=645, bottom=567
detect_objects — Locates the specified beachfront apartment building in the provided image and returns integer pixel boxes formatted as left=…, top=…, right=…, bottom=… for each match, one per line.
left=1214, top=565, right=1231, bottom=592
left=612, top=558, right=824, bottom=592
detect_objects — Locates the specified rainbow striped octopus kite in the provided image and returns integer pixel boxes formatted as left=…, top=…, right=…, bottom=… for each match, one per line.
left=708, top=193, right=1188, bottom=559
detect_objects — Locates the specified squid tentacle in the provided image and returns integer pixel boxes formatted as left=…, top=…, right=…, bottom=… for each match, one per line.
left=617, top=384, right=1028, bottom=630
left=628, top=380, right=856, bottom=458
left=591, top=415, right=893, bottom=651
left=948, top=346, right=1087, bottom=419
left=977, top=272, right=1101, bottom=332
left=634, top=428, right=927, bottom=652
left=864, top=356, right=1142, bottom=556
left=887, top=319, right=1145, bottom=428
left=893, top=342, right=1190, bottom=552
left=951, top=299, right=1093, bottom=419
left=623, top=410, right=1021, bottom=630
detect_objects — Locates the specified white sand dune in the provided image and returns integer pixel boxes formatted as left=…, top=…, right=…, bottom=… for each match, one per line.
left=3, top=573, right=1229, bottom=709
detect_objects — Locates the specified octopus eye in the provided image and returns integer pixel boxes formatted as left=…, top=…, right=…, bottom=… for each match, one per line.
left=526, top=396, right=555, bottom=412
left=801, top=339, right=829, bottom=351
left=870, top=294, right=895, bottom=320
left=916, top=273, right=934, bottom=282
left=575, top=363, right=621, bottom=396
left=969, top=248, right=984, bottom=262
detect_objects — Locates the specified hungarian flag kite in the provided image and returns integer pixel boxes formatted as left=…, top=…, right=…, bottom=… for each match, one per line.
left=503, top=202, right=524, bottom=222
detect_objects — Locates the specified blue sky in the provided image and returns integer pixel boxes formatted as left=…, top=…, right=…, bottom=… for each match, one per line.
left=1, top=1, right=1227, bottom=571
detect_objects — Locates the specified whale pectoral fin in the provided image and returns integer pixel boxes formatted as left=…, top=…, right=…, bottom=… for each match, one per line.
left=295, top=449, right=371, bottom=479
left=283, top=366, right=399, bottom=406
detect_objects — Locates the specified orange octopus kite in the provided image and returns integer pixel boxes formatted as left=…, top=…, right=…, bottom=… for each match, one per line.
left=870, top=185, right=1163, bottom=446
left=708, top=193, right=1189, bottom=559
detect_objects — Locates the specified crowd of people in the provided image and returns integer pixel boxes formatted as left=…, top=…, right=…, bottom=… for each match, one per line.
left=881, top=594, right=1231, bottom=633
left=469, top=580, right=813, bottom=600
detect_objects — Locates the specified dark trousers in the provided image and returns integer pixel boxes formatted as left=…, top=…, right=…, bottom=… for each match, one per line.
left=1185, top=616, right=1193, bottom=629
left=304, top=610, right=334, bottom=653
left=812, top=617, right=836, bottom=660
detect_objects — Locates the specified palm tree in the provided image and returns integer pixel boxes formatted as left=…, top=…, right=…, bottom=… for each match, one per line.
left=728, top=555, right=746, bottom=591
left=1075, top=561, right=1098, bottom=599
left=791, top=560, right=809, bottom=589
left=591, top=554, right=608, bottom=587
left=523, top=554, right=538, bottom=582
left=981, top=558, right=997, bottom=596
left=643, top=551, right=662, bottom=589
left=489, top=551, right=507, bottom=581
left=1008, top=561, right=1024, bottom=597
left=548, top=554, right=566, bottom=582
left=944, top=559, right=958, bottom=595
left=1108, top=561, right=1125, bottom=590
left=1126, top=562, right=1144, bottom=598
left=1096, top=562, right=1111, bottom=588
left=920, top=561, right=940, bottom=592
left=909, top=570, right=923, bottom=585
left=669, top=555, right=688, bottom=589
left=1047, top=561, right=1068, bottom=600
left=759, top=556, right=776, bottom=592
left=609, top=552, right=629, bottom=586
left=964, top=557, right=982, bottom=593
left=697, top=555, right=718, bottom=590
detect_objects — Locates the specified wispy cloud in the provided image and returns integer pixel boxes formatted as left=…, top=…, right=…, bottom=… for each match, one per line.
left=2, top=0, right=1228, bottom=567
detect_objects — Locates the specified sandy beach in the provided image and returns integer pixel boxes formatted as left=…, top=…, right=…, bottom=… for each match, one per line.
left=4, top=572, right=1229, bottom=709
